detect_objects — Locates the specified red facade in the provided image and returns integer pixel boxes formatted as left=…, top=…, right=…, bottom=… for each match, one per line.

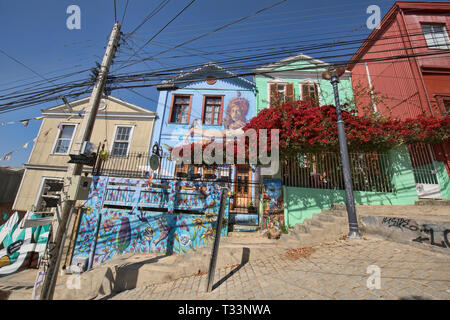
left=348, top=1, right=450, bottom=174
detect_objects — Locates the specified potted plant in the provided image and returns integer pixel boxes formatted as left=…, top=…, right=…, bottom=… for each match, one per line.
left=247, top=201, right=257, bottom=213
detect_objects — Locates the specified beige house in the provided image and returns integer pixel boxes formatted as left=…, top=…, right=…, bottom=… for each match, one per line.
left=13, top=95, right=156, bottom=211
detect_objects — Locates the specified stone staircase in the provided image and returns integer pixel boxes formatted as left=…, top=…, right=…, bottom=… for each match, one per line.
left=278, top=206, right=349, bottom=248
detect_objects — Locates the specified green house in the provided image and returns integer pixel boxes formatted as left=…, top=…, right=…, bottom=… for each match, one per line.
left=253, top=53, right=355, bottom=114
left=252, top=55, right=424, bottom=228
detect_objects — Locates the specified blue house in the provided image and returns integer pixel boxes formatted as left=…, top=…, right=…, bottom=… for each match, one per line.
left=151, top=62, right=260, bottom=231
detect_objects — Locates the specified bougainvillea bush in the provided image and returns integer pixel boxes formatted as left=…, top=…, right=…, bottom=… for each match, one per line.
left=172, top=101, right=450, bottom=163
left=243, top=101, right=450, bottom=156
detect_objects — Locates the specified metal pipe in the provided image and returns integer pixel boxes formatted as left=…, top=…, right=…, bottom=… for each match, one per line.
left=330, top=74, right=361, bottom=239
left=206, top=187, right=228, bottom=292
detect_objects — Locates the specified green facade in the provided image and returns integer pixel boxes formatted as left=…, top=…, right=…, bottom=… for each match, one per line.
left=254, top=55, right=355, bottom=113
left=282, top=146, right=420, bottom=227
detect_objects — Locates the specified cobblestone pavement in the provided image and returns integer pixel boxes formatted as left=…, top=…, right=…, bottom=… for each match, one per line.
left=109, top=236, right=450, bottom=300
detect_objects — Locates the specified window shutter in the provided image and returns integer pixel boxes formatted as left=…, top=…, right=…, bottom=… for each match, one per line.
left=286, top=83, right=295, bottom=102
left=269, top=83, right=277, bottom=107
left=314, top=83, right=319, bottom=104
left=301, top=83, right=308, bottom=100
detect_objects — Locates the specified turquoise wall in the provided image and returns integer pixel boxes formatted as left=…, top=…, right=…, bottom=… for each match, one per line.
left=435, top=160, right=450, bottom=200
left=283, top=146, right=419, bottom=227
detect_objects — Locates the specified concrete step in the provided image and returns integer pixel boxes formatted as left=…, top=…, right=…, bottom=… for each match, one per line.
left=331, top=203, right=450, bottom=217
left=321, top=209, right=347, bottom=217
left=304, top=217, right=324, bottom=228
left=415, top=199, right=450, bottom=206
left=293, top=223, right=311, bottom=234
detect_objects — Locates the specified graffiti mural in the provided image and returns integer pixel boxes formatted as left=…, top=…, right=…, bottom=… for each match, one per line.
left=261, top=178, right=284, bottom=230
left=71, top=176, right=229, bottom=269
left=0, top=211, right=50, bottom=276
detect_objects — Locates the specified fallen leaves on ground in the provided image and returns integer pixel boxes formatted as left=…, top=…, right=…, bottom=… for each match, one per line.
left=284, top=246, right=315, bottom=260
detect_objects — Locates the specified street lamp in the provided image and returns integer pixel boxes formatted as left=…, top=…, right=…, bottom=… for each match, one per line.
left=322, top=66, right=361, bottom=239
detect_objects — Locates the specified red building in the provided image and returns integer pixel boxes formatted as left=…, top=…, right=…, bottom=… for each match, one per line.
left=348, top=1, right=450, bottom=182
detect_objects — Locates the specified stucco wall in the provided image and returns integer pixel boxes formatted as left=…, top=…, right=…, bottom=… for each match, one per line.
left=283, top=146, right=419, bottom=227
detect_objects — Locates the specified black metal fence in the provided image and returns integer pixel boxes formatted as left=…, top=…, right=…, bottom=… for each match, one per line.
left=282, top=151, right=393, bottom=192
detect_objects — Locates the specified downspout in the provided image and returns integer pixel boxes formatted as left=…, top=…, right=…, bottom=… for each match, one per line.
left=365, top=63, right=377, bottom=112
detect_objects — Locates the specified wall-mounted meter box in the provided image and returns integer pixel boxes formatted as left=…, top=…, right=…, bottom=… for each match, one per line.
left=67, top=175, right=92, bottom=200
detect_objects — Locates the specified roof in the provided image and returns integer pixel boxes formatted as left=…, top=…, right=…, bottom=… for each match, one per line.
left=253, top=53, right=352, bottom=77
left=41, top=95, right=155, bottom=116
left=158, top=62, right=255, bottom=89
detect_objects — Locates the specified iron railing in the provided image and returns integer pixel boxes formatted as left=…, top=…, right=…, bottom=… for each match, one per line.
left=96, top=152, right=232, bottom=181
left=407, top=143, right=439, bottom=185
left=282, top=151, right=393, bottom=192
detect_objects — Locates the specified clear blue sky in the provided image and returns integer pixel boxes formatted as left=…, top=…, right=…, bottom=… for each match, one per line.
left=0, top=0, right=428, bottom=167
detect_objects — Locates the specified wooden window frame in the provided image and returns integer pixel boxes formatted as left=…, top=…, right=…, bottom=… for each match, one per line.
left=268, top=82, right=294, bottom=106
left=435, top=94, right=450, bottom=115
left=201, top=95, right=224, bottom=125
left=168, top=94, right=192, bottom=124
left=301, top=81, right=319, bottom=104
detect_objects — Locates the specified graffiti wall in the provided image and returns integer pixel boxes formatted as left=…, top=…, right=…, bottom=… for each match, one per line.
left=71, top=176, right=229, bottom=270
left=0, top=211, right=50, bottom=276
left=261, top=178, right=284, bottom=230
left=361, top=215, right=450, bottom=250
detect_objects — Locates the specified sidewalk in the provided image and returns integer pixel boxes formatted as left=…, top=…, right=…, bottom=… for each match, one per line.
left=107, top=236, right=450, bottom=300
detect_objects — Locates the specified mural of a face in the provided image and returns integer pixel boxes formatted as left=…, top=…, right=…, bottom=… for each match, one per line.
left=224, top=93, right=249, bottom=130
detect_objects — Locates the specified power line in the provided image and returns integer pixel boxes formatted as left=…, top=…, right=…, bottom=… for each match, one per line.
left=121, top=0, right=130, bottom=25
left=124, top=0, right=172, bottom=41
left=124, top=0, right=197, bottom=64
left=115, top=0, right=288, bottom=71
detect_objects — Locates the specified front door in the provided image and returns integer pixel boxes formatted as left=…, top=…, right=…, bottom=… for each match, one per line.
left=234, top=165, right=252, bottom=209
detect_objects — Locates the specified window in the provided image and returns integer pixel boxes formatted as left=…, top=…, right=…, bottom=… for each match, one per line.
left=301, top=82, right=319, bottom=103
left=444, top=100, right=450, bottom=114
left=269, top=82, right=294, bottom=106
left=422, top=24, right=450, bottom=49
left=35, top=178, right=64, bottom=211
left=170, top=95, right=192, bottom=124
left=202, top=96, right=223, bottom=125
left=111, top=126, right=133, bottom=156
left=53, top=124, right=76, bottom=154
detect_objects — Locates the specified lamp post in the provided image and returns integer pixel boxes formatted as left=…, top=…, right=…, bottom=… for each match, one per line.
left=322, top=66, right=361, bottom=239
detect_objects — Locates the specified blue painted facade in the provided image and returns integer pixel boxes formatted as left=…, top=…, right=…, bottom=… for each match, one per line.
left=151, top=63, right=257, bottom=154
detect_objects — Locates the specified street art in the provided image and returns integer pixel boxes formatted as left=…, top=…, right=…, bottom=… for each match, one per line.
left=71, top=176, right=229, bottom=269
left=378, top=216, right=449, bottom=249
left=160, top=92, right=253, bottom=155
left=381, top=217, right=419, bottom=231
left=0, top=211, right=50, bottom=276
left=261, top=178, right=284, bottom=230
left=412, top=227, right=450, bottom=248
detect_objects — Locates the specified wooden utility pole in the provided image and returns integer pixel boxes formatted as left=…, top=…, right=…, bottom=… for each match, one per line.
left=39, top=22, right=121, bottom=300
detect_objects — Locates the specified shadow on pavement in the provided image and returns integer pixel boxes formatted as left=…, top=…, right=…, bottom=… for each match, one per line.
left=97, top=253, right=171, bottom=300
left=212, top=247, right=250, bottom=291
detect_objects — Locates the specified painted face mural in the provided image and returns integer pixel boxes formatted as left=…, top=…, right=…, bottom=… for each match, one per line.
left=224, top=93, right=250, bottom=130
